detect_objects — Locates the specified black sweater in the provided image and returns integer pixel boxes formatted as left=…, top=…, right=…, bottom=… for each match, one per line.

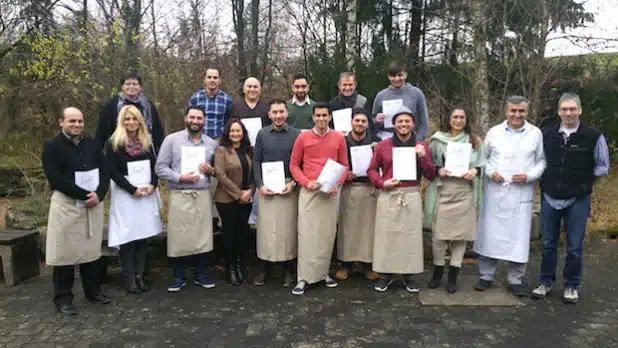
left=105, top=142, right=158, bottom=195
left=42, top=133, right=109, bottom=201
left=95, top=96, right=165, bottom=154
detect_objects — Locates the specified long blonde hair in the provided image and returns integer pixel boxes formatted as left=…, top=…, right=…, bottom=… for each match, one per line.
left=109, top=105, right=152, bottom=152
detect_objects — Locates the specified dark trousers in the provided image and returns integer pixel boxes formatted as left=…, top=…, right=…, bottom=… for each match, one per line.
left=119, top=239, right=149, bottom=281
left=540, top=194, right=591, bottom=289
left=169, top=253, right=210, bottom=280
left=259, top=259, right=296, bottom=272
left=53, top=260, right=101, bottom=307
left=216, top=201, right=252, bottom=263
left=341, top=261, right=373, bottom=269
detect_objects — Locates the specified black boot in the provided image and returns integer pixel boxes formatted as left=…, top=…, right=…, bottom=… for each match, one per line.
left=235, top=256, right=246, bottom=283
left=126, top=278, right=140, bottom=294
left=227, top=260, right=240, bottom=286
left=428, top=265, right=444, bottom=289
left=446, top=266, right=460, bottom=293
left=253, top=262, right=271, bottom=286
left=135, top=274, right=150, bottom=292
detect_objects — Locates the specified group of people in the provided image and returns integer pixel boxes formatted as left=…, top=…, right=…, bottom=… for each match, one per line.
left=41, top=60, right=609, bottom=316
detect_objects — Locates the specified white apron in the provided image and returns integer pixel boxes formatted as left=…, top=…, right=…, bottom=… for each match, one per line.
left=372, top=187, right=424, bottom=274
left=108, top=181, right=163, bottom=247
left=474, top=181, right=533, bottom=263
left=166, top=189, right=213, bottom=257
left=297, top=187, right=338, bottom=283
left=256, top=186, right=299, bottom=262
left=337, top=182, right=377, bottom=262
left=46, top=191, right=104, bottom=266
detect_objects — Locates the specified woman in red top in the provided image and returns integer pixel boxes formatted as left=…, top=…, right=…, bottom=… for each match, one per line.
left=367, top=106, right=437, bottom=293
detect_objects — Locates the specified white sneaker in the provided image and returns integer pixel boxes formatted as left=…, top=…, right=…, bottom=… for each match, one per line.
left=324, top=276, right=338, bottom=288
left=563, top=288, right=579, bottom=304
left=292, top=281, right=307, bottom=295
left=531, top=284, right=552, bottom=299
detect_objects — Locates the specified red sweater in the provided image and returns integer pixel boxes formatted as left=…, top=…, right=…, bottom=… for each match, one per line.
left=367, top=138, right=436, bottom=188
left=290, top=130, right=349, bottom=188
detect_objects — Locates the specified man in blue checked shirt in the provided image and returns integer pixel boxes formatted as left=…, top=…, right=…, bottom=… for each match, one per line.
left=188, top=68, right=233, bottom=140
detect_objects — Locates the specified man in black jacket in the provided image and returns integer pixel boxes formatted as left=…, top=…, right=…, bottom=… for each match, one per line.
left=329, top=72, right=373, bottom=137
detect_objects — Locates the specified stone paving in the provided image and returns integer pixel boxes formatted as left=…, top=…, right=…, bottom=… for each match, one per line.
left=0, top=233, right=617, bottom=348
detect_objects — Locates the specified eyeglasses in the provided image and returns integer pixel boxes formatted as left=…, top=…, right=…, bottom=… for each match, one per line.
left=559, top=107, right=579, bottom=112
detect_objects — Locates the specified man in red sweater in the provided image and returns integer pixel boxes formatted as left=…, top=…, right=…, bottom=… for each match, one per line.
left=289, top=102, right=349, bottom=295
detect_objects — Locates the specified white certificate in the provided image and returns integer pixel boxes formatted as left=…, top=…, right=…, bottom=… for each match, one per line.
left=392, top=147, right=417, bottom=181
left=499, top=152, right=525, bottom=182
left=376, top=131, right=393, bottom=140
left=316, top=158, right=348, bottom=193
left=127, top=160, right=151, bottom=187
left=241, top=117, right=263, bottom=146
left=75, top=168, right=100, bottom=207
left=382, top=99, right=403, bottom=128
left=181, top=146, right=205, bottom=179
left=444, top=142, right=472, bottom=177
left=332, top=108, right=352, bottom=134
left=350, top=145, right=373, bottom=177
left=261, top=161, right=286, bottom=194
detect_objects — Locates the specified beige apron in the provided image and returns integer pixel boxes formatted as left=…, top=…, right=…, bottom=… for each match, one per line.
left=297, top=187, right=338, bottom=283
left=257, top=184, right=299, bottom=262
left=433, top=178, right=476, bottom=241
left=337, top=182, right=377, bottom=263
left=372, top=186, right=424, bottom=274
left=46, top=191, right=104, bottom=266
left=166, top=189, right=213, bottom=257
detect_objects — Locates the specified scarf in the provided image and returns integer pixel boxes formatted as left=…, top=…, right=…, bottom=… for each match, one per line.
left=118, top=92, right=153, bottom=132
left=125, top=140, right=144, bottom=157
left=391, top=132, right=416, bottom=147
left=338, top=92, right=358, bottom=109
left=422, top=131, right=486, bottom=230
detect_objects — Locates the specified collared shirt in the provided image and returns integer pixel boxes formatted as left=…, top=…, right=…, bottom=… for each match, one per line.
left=252, top=124, right=301, bottom=188
left=291, top=96, right=312, bottom=107
left=312, top=127, right=330, bottom=137
left=155, top=129, right=219, bottom=190
left=188, top=89, right=232, bottom=139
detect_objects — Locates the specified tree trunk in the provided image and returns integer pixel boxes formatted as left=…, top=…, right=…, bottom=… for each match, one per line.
left=232, top=0, right=248, bottom=81
left=471, top=0, right=490, bottom=133
left=407, top=0, right=422, bottom=69
left=250, top=0, right=260, bottom=77
left=344, top=0, right=357, bottom=70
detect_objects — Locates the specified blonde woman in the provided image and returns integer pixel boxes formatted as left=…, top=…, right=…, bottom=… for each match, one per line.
left=106, top=105, right=162, bottom=293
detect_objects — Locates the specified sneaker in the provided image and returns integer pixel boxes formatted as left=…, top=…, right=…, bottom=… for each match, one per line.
left=253, top=271, right=269, bottom=286
left=324, top=276, right=338, bottom=288
left=403, top=275, right=420, bottom=293
left=531, top=284, right=553, bottom=299
left=335, top=268, right=349, bottom=280
left=474, top=279, right=493, bottom=291
left=167, top=278, right=186, bottom=292
left=292, top=280, right=308, bottom=295
left=374, top=276, right=394, bottom=292
left=563, top=288, right=579, bottom=304
left=508, top=284, right=527, bottom=297
left=194, top=275, right=215, bottom=289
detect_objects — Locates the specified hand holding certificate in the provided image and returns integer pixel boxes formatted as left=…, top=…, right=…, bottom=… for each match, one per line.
left=181, top=146, right=206, bottom=179
left=75, top=168, right=100, bottom=207
left=261, top=161, right=286, bottom=194
left=332, top=108, right=352, bottom=134
left=316, top=158, right=348, bottom=193
left=392, top=147, right=417, bottom=181
left=350, top=145, right=373, bottom=177
left=498, top=152, right=525, bottom=182
left=240, top=117, right=263, bottom=146
left=127, top=160, right=151, bottom=187
left=444, top=142, right=472, bottom=177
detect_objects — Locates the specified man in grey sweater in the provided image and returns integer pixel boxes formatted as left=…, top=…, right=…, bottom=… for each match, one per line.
left=372, top=61, right=429, bottom=141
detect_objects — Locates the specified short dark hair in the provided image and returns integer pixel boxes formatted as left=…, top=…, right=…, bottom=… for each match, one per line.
left=219, top=119, right=253, bottom=157
left=186, top=105, right=205, bottom=116
left=203, top=68, right=220, bottom=77
left=121, top=72, right=142, bottom=86
left=386, top=61, right=406, bottom=76
left=292, top=73, right=309, bottom=84
left=312, top=102, right=331, bottom=115
left=352, top=107, right=369, bottom=120
left=268, top=99, right=288, bottom=111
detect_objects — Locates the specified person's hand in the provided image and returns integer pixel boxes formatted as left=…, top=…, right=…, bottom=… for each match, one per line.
left=491, top=172, right=505, bottom=183
left=140, top=185, right=155, bottom=196
left=462, top=168, right=478, bottom=181
left=512, top=173, right=528, bottom=184
left=438, top=168, right=451, bottom=177
left=199, top=163, right=215, bottom=175
left=414, top=144, right=426, bottom=158
left=180, top=172, right=201, bottom=183
left=133, top=189, right=143, bottom=198
left=307, top=180, right=321, bottom=191
left=382, top=179, right=400, bottom=189
left=370, top=142, right=379, bottom=149
left=346, top=172, right=357, bottom=181
left=259, top=186, right=275, bottom=196
left=375, top=113, right=386, bottom=123
left=328, top=185, right=340, bottom=196
left=280, top=181, right=296, bottom=195
left=85, top=192, right=100, bottom=208
left=240, top=189, right=252, bottom=203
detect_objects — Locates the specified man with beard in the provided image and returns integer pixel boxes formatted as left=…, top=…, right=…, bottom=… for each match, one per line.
left=228, top=77, right=270, bottom=126
left=188, top=68, right=233, bottom=140
left=155, top=105, right=219, bottom=292
left=335, top=108, right=380, bottom=282
left=287, top=73, right=314, bottom=130
left=252, top=99, right=301, bottom=287
left=289, top=102, right=349, bottom=295
left=329, top=72, right=373, bottom=135
left=42, top=107, right=111, bottom=315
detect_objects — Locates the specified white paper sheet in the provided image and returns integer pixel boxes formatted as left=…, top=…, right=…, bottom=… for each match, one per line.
left=261, top=161, right=286, bottom=194
left=332, top=108, right=352, bottom=134
left=127, top=160, right=151, bottom=187
left=376, top=131, right=393, bottom=140
left=444, top=142, right=472, bottom=177
left=75, top=168, right=99, bottom=207
left=499, top=152, right=525, bottom=182
left=316, top=158, right=348, bottom=193
left=392, top=147, right=417, bottom=181
left=181, top=146, right=206, bottom=179
left=382, top=99, right=403, bottom=128
left=241, top=117, right=263, bottom=146
left=350, top=145, right=373, bottom=177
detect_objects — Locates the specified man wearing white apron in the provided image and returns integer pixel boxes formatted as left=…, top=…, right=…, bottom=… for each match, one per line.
left=155, top=105, right=218, bottom=292
left=289, top=102, right=349, bottom=295
left=42, top=107, right=111, bottom=316
left=474, top=96, right=546, bottom=297
left=252, top=99, right=301, bottom=287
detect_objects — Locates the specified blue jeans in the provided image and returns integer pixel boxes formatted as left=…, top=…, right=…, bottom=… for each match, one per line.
left=540, top=194, right=591, bottom=289
left=169, top=253, right=210, bottom=280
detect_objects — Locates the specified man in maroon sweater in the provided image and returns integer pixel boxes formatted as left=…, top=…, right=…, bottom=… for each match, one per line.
left=289, top=102, right=349, bottom=295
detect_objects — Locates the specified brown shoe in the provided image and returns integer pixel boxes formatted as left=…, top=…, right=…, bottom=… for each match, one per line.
left=365, top=270, right=379, bottom=281
left=335, top=268, right=349, bottom=280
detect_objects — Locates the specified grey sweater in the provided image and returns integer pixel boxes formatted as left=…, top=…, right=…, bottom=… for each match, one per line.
left=371, top=83, right=429, bottom=141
